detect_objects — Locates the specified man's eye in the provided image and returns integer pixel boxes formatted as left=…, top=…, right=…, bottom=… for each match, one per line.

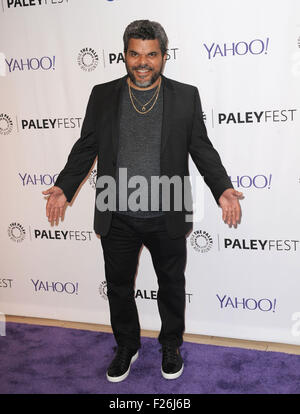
left=130, top=52, right=138, bottom=57
left=149, top=53, right=157, bottom=57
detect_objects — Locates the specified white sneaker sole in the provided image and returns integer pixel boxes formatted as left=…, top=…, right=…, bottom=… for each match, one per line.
left=161, top=363, right=184, bottom=380
left=106, top=351, right=139, bottom=383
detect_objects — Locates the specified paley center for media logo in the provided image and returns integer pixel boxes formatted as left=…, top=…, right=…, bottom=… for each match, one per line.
left=77, top=46, right=179, bottom=71
left=7, top=222, right=94, bottom=242
left=217, top=109, right=297, bottom=125
left=224, top=238, right=299, bottom=252
left=8, top=222, right=26, bottom=243
left=77, top=48, right=99, bottom=72
left=205, top=108, right=298, bottom=129
left=21, top=117, right=82, bottom=130
left=3, top=0, right=69, bottom=11
left=190, top=230, right=213, bottom=253
left=1, top=115, right=82, bottom=135
left=189, top=230, right=300, bottom=254
left=0, top=113, right=13, bottom=135
left=0, top=278, right=13, bottom=289
left=99, top=281, right=193, bottom=303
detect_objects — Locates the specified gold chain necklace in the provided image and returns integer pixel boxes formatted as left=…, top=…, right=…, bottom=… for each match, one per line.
left=128, top=77, right=161, bottom=114
left=131, top=87, right=157, bottom=110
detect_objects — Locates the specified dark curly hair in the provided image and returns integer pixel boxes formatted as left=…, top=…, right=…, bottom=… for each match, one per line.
left=123, top=20, right=168, bottom=56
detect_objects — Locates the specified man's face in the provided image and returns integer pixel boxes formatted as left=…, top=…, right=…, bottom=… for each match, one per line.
left=125, top=38, right=166, bottom=89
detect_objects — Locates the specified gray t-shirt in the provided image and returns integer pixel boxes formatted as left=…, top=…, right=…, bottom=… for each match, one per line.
left=115, top=80, right=164, bottom=217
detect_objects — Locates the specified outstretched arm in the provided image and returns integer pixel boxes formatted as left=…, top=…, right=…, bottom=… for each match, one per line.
left=53, top=86, right=98, bottom=202
left=188, top=87, right=243, bottom=227
left=42, top=86, right=98, bottom=224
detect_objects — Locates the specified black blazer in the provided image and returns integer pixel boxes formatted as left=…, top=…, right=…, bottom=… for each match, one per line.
left=55, top=75, right=233, bottom=238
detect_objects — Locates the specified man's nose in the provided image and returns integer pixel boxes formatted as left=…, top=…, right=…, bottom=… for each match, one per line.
left=138, top=55, right=147, bottom=66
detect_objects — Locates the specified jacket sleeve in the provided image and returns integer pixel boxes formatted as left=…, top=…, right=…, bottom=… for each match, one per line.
left=54, top=86, right=98, bottom=202
left=188, top=87, right=233, bottom=204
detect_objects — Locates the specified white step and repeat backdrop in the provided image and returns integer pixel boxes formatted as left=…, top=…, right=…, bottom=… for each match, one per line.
left=1, top=0, right=300, bottom=345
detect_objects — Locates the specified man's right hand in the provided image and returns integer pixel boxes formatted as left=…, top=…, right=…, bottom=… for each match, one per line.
left=42, top=186, right=67, bottom=224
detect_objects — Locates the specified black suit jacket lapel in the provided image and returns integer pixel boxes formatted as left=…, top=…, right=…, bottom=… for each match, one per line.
left=111, top=76, right=127, bottom=163
left=161, top=75, right=174, bottom=155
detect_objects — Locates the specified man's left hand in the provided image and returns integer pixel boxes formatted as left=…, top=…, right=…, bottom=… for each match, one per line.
left=218, top=188, right=244, bottom=227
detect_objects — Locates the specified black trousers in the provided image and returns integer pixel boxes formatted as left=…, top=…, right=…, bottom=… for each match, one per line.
left=100, top=212, right=187, bottom=350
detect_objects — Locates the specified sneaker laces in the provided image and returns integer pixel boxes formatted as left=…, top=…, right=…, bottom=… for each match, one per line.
left=112, top=346, right=134, bottom=369
left=162, top=345, right=178, bottom=364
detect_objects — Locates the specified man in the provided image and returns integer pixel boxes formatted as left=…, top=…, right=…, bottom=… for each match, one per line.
left=42, top=20, right=243, bottom=382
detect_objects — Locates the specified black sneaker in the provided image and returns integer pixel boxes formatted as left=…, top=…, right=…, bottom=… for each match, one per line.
left=161, top=344, right=184, bottom=380
left=106, top=346, right=139, bottom=383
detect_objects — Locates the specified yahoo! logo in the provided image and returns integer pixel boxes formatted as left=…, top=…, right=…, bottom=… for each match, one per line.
left=204, top=38, right=270, bottom=59
left=31, top=279, right=79, bottom=295
left=6, top=56, right=56, bottom=72
left=229, top=174, right=272, bottom=189
left=217, top=294, right=277, bottom=312
left=19, top=173, right=59, bottom=186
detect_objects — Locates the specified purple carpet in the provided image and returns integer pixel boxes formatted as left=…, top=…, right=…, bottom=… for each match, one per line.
left=0, top=322, right=300, bottom=394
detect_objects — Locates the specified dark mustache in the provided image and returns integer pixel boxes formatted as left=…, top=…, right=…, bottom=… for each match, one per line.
left=132, top=65, right=153, bottom=71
